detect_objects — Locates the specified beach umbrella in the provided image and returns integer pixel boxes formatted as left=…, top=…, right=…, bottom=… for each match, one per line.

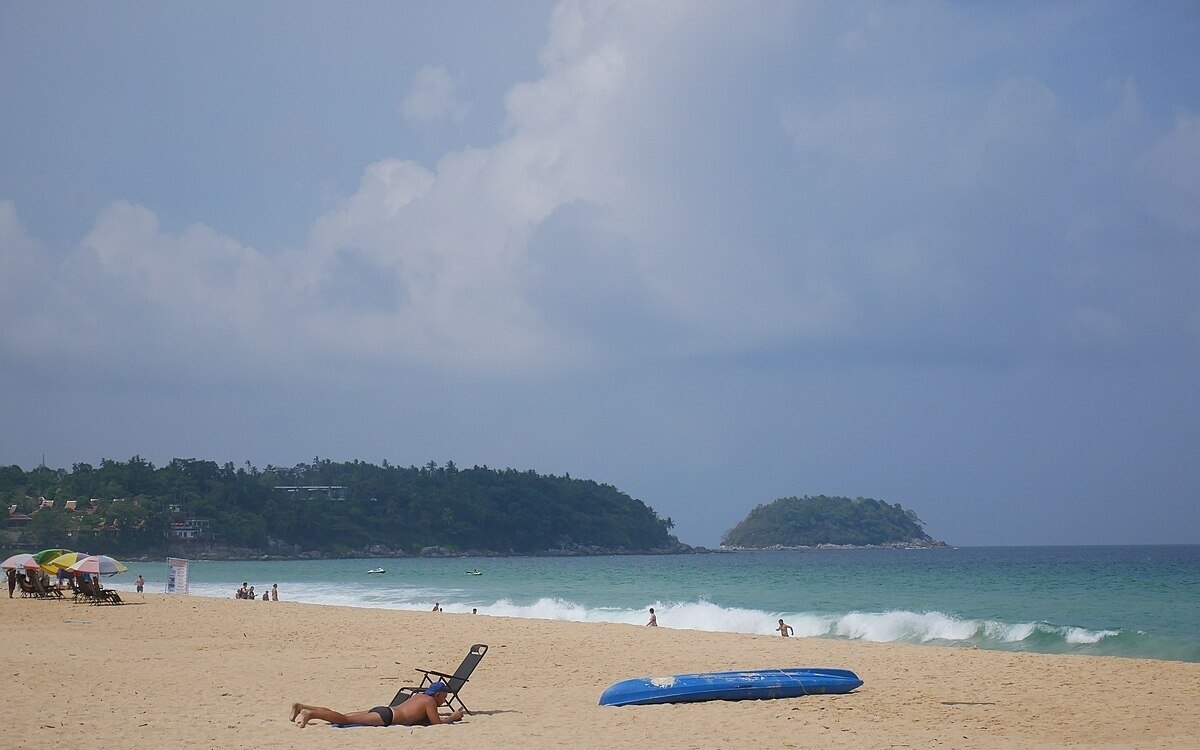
left=32, top=548, right=71, bottom=566
left=67, top=555, right=128, bottom=576
left=2, top=553, right=41, bottom=571
left=43, top=551, right=91, bottom=574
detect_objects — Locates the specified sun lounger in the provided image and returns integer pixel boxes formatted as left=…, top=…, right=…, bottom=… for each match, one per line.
left=18, top=576, right=38, bottom=597
left=75, top=578, right=104, bottom=604
left=391, top=643, right=488, bottom=714
left=33, top=576, right=64, bottom=599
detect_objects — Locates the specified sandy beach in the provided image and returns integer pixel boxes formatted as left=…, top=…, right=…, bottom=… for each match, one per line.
left=2, top=593, right=1196, bottom=749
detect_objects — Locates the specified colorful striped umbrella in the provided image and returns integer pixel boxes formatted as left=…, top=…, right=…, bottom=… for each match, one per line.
left=43, top=551, right=91, bottom=574
left=2, top=553, right=41, bottom=571
left=67, top=555, right=128, bottom=576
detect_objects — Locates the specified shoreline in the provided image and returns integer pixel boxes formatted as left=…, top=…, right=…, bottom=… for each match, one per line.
left=95, top=549, right=1198, bottom=665
left=101, top=577, right=1200, bottom=666
left=3, top=593, right=1197, bottom=749
left=69, top=543, right=952, bottom=563
left=107, top=541, right=1193, bottom=562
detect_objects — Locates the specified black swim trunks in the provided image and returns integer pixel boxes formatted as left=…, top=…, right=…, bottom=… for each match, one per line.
left=369, top=705, right=394, bottom=726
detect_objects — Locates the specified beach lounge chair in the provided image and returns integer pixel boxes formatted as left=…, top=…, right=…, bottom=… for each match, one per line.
left=18, top=575, right=38, bottom=597
left=75, top=577, right=102, bottom=604
left=391, top=643, right=488, bottom=714
left=32, top=576, right=64, bottom=599
left=97, top=586, right=124, bottom=604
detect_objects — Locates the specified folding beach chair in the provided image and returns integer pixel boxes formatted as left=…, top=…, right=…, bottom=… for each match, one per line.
left=75, top=577, right=103, bottom=604
left=391, top=643, right=488, bottom=714
left=97, top=586, right=124, bottom=604
left=35, top=577, right=64, bottom=598
left=18, top=575, right=38, bottom=598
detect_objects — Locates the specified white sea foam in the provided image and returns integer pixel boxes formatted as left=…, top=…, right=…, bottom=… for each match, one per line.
left=1061, top=626, right=1120, bottom=644
left=119, top=581, right=1127, bottom=653
left=982, top=620, right=1037, bottom=642
left=833, top=610, right=979, bottom=643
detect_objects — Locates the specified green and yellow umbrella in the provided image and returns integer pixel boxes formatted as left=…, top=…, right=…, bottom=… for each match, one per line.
left=33, top=548, right=71, bottom=567
left=42, top=551, right=90, bottom=574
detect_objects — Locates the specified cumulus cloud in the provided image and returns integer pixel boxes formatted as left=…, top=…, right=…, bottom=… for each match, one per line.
left=1142, top=113, right=1200, bottom=234
left=2, top=0, right=1197, bottom=389
left=0, top=201, right=70, bottom=361
left=400, top=66, right=470, bottom=126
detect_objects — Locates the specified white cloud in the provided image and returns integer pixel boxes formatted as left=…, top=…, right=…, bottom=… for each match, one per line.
left=0, top=201, right=71, bottom=359
left=982, top=77, right=1059, bottom=141
left=1142, top=113, right=1200, bottom=234
left=3, top=0, right=1197, bottom=387
left=399, top=66, right=469, bottom=126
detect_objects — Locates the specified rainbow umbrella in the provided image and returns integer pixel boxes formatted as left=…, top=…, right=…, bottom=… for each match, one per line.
left=67, top=555, right=128, bottom=576
left=43, top=551, right=91, bottom=574
left=2, top=553, right=41, bottom=571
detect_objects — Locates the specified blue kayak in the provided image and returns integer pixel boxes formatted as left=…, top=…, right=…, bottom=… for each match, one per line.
left=599, top=667, right=863, bottom=707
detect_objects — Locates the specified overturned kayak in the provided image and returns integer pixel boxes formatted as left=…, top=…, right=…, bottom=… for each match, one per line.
left=599, top=667, right=862, bottom=707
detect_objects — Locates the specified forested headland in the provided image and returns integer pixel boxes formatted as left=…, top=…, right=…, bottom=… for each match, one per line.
left=721, top=495, right=946, bottom=549
left=0, top=457, right=685, bottom=558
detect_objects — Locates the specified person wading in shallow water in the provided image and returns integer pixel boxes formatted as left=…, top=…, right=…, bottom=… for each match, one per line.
left=289, top=682, right=463, bottom=728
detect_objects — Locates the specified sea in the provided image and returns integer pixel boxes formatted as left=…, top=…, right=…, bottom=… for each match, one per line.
left=110, top=545, right=1200, bottom=663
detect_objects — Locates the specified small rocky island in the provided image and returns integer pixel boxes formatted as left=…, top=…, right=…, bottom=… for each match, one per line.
left=720, top=495, right=947, bottom=550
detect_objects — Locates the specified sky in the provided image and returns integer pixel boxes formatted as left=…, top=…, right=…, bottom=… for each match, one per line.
left=2, top=1, right=1198, bottom=547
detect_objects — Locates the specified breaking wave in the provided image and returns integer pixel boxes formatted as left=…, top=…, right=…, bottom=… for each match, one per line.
left=159, top=578, right=1197, bottom=661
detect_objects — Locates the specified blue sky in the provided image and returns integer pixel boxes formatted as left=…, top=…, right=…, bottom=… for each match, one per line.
left=2, top=1, right=1198, bottom=546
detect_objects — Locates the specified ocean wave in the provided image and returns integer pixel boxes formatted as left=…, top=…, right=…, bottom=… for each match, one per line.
left=112, top=580, right=1198, bottom=661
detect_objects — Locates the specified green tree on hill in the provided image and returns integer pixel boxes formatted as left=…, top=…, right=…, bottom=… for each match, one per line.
left=721, top=495, right=939, bottom=548
left=0, top=458, right=680, bottom=556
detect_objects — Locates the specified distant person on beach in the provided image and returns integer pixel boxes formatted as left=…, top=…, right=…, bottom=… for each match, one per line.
left=7, top=568, right=15, bottom=598
left=135, top=575, right=144, bottom=594
left=289, top=681, right=463, bottom=728
left=248, top=585, right=255, bottom=599
left=271, top=583, right=278, bottom=601
left=433, top=602, right=442, bottom=612
left=237, top=582, right=248, bottom=599
left=776, top=619, right=794, bottom=637
left=646, top=607, right=657, bottom=626
left=472, top=608, right=477, bottom=614
left=262, top=590, right=269, bottom=601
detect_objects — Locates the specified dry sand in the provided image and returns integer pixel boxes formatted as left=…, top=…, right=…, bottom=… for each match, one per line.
left=2, top=592, right=1197, bottom=749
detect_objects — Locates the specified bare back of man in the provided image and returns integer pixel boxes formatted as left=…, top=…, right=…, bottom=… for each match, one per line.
left=290, top=691, right=464, bottom=728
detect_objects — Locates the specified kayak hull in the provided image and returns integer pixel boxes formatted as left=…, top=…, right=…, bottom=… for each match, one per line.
left=599, top=667, right=862, bottom=707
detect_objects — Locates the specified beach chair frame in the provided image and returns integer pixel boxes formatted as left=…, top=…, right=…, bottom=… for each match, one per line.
left=18, top=575, right=38, bottom=597
left=391, top=643, right=488, bottom=714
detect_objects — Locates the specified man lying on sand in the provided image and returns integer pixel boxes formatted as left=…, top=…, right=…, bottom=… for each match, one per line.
left=289, top=681, right=464, bottom=728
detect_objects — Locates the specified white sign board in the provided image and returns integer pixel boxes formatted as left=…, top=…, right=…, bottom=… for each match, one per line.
left=166, top=557, right=190, bottom=595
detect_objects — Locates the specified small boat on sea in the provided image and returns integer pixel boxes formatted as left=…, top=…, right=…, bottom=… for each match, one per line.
left=366, top=567, right=385, bottom=574
left=599, top=667, right=862, bottom=707
left=466, top=569, right=482, bottom=576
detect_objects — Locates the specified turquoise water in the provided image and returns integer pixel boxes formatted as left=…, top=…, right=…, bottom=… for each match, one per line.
left=112, top=545, right=1200, bottom=662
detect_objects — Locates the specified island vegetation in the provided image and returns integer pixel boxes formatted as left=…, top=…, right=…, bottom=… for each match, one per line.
left=0, top=457, right=684, bottom=558
left=720, top=495, right=944, bottom=549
